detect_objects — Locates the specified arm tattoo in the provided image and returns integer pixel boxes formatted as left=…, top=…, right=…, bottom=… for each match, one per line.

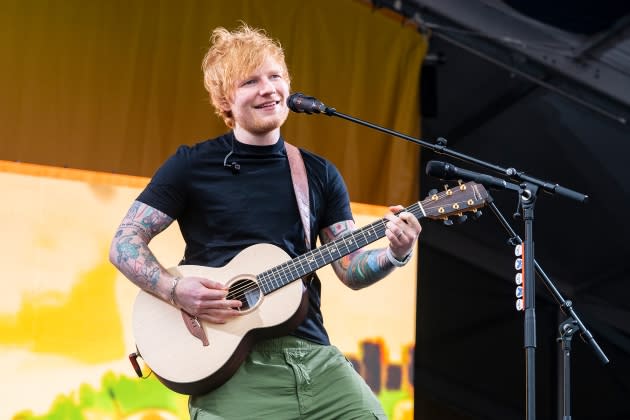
left=320, top=220, right=395, bottom=290
left=110, top=201, right=174, bottom=295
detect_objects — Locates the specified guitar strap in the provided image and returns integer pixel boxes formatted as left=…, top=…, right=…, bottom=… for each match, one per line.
left=285, top=142, right=311, bottom=250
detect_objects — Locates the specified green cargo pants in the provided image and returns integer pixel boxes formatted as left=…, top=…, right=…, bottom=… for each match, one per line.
left=189, top=336, right=386, bottom=419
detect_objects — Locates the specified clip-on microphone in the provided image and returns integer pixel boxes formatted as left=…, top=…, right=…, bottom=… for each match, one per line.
left=223, top=150, right=240, bottom=174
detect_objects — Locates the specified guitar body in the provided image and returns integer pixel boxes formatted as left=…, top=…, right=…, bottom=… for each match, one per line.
left=132, top=243, right=308, bottom=395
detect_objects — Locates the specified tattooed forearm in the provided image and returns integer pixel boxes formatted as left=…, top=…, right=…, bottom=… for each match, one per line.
left=114, top=234, right=164, bottom=289
left=109, top=201, right=174, bottom=298
left=321, top=221, right=396, bottom=290
left=339, top=248, right=394, bottom=289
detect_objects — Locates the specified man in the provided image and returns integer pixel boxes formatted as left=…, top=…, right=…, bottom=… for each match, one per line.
left=110, top=24, right=421, bottom=419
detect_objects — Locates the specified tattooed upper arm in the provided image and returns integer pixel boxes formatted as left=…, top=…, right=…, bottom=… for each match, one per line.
left=115, top=201, right=174, bottom=244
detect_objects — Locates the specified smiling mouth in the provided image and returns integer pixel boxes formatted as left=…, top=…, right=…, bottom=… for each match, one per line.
left=254, top=101, right=280, bottom=109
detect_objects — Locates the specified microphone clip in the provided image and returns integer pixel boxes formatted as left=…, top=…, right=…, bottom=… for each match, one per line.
left=224, top=161, right=240, bottom=174
left=223, top=149, right=240, bottom=174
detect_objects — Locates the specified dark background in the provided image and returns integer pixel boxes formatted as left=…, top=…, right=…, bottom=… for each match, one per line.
left=372, top=1, right=630, bottom=419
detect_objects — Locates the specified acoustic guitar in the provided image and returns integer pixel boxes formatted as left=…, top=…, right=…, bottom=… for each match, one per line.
left=131, top=181, right=489, bottom=395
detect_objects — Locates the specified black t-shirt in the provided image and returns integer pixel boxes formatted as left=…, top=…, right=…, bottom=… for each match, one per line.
left=137, top=131, right=353, bottom=344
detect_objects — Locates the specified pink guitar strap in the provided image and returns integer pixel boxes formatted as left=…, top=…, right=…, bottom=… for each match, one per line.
left=285, top=142, right=311, bottom=251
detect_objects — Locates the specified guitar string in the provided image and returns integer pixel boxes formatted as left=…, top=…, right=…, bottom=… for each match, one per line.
left=223, top=193, right=482, bottom=300
left=224, top=208, right=405, bottom=299
left=225, top=205, right=476, bottom=301
left=224, top=199, right=426, bottom=299
left=227, top=219, right=438, bottom=300
left=222, top=184, right=485, bottom=299
left=226, top=182, right=484, bottom=296
left=225, top=217, right=392, bottom=300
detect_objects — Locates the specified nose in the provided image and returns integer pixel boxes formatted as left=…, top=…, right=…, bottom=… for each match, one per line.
left=259, top=77, right=276, bottom=95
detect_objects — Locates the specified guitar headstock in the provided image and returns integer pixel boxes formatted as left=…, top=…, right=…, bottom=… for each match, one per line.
left=421, top=181, right=489, bottom=221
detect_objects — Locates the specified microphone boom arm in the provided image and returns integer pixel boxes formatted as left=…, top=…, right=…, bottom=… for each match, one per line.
left=290, top=93, right=588, bottom=203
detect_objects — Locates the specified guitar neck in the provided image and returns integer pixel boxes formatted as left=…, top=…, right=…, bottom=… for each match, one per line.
left=257, top=201, right=426, bottom=294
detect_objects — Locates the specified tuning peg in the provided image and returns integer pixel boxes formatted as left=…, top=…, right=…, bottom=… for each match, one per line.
left=428, top=188, right=438, bottom=197
left=443, top=218, right=454, bottom=226
left=471, top=209, right=483, bottom=220
left=454, top=214, right=468, bottom=224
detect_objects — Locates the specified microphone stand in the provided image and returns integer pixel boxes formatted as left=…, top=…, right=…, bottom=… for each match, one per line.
left=305, top=101, right=598, bottom=420
left=487, top=199, right=609, bottom=420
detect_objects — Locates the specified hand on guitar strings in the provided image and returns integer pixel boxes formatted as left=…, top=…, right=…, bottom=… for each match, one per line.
left=174, top=276, right=243, bottom=323
left=384, top=205, right=422, bottom=260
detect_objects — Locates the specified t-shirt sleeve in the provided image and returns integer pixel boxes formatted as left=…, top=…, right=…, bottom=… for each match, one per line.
left=321, top=161, right=353, bottom=227
left=136, top=146, right=190, bottom=219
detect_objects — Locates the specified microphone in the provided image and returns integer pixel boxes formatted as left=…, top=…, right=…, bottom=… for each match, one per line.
left=224, top=161, right=240, bottom=174
left=426, top=160, right=519, bottom=191
left=223, top=150, right=240, bottom=174
left=286, top=93, right=331, bottom=114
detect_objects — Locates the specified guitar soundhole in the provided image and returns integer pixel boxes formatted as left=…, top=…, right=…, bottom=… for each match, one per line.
left=226, top=278, right=261, bottom=311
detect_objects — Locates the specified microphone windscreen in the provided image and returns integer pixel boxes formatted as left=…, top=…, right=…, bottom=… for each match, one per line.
left=286, top=93, right=304, bottom=113
left=425, top=160, right=448, bottom=177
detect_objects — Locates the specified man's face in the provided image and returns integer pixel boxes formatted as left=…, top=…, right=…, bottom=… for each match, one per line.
left=228, top=56, right=290, bottom=136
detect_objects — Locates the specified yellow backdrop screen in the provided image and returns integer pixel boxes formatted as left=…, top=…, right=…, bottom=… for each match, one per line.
left=0, top=161, right=416, bottom=419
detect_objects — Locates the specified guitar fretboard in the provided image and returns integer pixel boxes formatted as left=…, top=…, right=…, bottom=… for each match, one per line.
left=256, top=201, right=426, bottom=294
